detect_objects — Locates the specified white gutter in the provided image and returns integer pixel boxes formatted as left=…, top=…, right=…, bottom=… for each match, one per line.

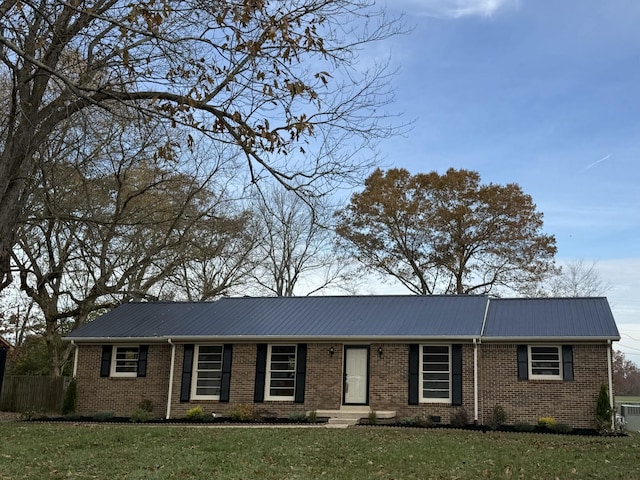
left=166, top=339, right=176, bottom=420
left=71, top=341, right=79, bottom=378
left=473, top=338, right=479, bottom=424
left=607, top=340, right=614, bottom=429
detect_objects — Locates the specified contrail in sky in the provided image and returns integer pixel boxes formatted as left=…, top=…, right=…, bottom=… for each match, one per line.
left=585, top=154, right=611, bottom=170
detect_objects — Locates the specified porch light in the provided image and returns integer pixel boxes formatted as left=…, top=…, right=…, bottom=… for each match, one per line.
left=329, top=346, right=335, bottom=356
left=378, top=346, right=384, bottom=357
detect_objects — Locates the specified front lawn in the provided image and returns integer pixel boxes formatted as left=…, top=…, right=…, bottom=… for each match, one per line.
left=0, top=424, right=638, bottom=479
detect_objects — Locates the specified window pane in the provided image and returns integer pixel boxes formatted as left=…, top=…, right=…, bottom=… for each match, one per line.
left=424, top=390, right=450, bottom=399
left=193, top=345, right=223, bottom=398
left=114, top=347, right=139, bottom=373
left=267, top=345, right=297, bottom=399
left=424, top=372, right=449, bottom=381
left=422, top=345, right=450, bottom=400
left=530, top=346, right=561, bottom=378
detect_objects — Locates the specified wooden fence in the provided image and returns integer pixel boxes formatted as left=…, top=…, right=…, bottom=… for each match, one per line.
left=0, top=375, right=70, bottom=413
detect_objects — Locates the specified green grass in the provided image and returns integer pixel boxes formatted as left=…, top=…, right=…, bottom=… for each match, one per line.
left=1, top=424, right=639, bottom=479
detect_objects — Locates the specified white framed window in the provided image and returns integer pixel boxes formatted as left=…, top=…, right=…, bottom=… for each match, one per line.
left=191, top=345, right=224, bottom=400
left=265, top=345, right=297, bottom=401
left=529, top=345, right=562, bottom=380
left=420, top=345, right=451, bottom=403
left=111, top=346, right=139, bottom=377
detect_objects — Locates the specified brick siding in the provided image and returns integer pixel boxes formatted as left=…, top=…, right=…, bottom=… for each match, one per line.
left=74, top=341, right=612, bottom=428
left=75, top=344, right=171, bottom=416
left=479, top=343, right=610, bottom=429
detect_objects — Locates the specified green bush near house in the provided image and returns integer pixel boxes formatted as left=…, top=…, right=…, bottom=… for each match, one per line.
left=450, top=408, right=469, bottom=428
left=488, top=405, right=507, bottom=430
left=130, top=408, right=156, bottom=423
left=537, top=417, right=557, bottom=428
left=595, top=384, right=613, bottom=432
left=185, top=406, right=206, bottom=421
left=229, top=403, right=256, bottom=421
left=287, top=412, right=307, bottom=422
left=93, top=411, right=114, bottom=421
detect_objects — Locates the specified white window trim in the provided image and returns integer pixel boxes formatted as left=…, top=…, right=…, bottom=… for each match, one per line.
left=528, top=345, right=563, bottom=380
left=191, top=344, right=223, bottom=400
left=419, top=344, right=451, bottom=404
left=265, top=344, right=297, bottom=402
left=110, top=345, right=139, bottom=378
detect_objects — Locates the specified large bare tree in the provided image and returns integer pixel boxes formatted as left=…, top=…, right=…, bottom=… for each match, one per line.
left=336, top=168, right=558, bottom=295
left=11, top=114, right=254, bottom=374
left=0, top=0, right=403, bottom=290
left=251, top=187, right=355, bottom=296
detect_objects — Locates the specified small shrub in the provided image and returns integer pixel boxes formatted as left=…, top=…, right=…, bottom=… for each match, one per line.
left=130, top=408, right=155, bottom=423
left=288, top=412, right=308, bottom=422
left=368, top=410, right=378, bottom=425
left=450, top=408, right=469, bottom=428
left=93, top=411, right=114, bottom=421
left=229, top=403, right=255, bottom=421
left=513, top=422, right=535, bottom=432
left=20, top=410, right=42, bottom=421
left=549, top=422, right=572, bottom=434
left=538, top=417, right=557, bottom=428
left=398, top=415, right=431, bottom=427
left=595, top=384, right=613, bottom=433
left=488, top=405, right=507, bottom=430
left=138, top=399, right=154, bottom=413
left=185, top=406, right=205, bottom=421
left=307, top=410, right=317, bottom=423
left=62, top=378, right=77, bottom=415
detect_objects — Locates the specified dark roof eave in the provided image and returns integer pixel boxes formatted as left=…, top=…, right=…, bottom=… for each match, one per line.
left=63, top=334, right=483, bottom=344
left=480, top=335, right=620, bottom=342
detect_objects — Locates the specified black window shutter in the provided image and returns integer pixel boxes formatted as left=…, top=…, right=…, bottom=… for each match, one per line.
left=294, top=344, right=307, bottom=404
left=137, top=345, right=148, bottom=377
left=562, top=345, right=574, bottom=381
left=100, top=345, right=112, bottom=377
left=451, top=344, right=463, bottom=406
left=408, top=344, right=419, bottom=405
left=220, top=344, right=233, bottom=402
left=517, top=345, right=528, bottom=380
left=180, top=344, right=194, bottom=402
left=254, top=344, right=267, bottom=403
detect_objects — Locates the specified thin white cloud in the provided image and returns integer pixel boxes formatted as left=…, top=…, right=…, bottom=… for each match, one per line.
left=584, top=153, right=611, bottom=171
left=397, top=0, right=518, bottom=18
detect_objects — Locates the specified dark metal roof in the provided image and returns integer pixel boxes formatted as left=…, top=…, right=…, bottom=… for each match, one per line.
left=483, top=297, right=620, bottom=340
left=65, top=295, right=488, bottom=340
left=64, top=295, right=620, bottom=342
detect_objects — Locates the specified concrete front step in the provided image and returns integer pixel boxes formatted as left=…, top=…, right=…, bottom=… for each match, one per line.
left=314, top=408, right=396, bottom=426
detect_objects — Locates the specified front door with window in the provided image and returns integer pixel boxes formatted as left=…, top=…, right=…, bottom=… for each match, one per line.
left=343, top=346, right=369, bottom=405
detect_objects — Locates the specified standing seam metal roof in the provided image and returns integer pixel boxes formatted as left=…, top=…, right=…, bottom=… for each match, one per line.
left=64, top=295, right=620, bottom=341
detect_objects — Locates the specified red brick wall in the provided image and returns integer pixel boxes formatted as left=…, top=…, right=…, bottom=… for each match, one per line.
left=74, top=341, right=612, bottom=428
left=479, top=343, right=610, bottom=429
left=169, top=343, right=344, bottom=418
left=369, top=343, right=475, bottom=425
left=75, top=344, right=171, bottom=417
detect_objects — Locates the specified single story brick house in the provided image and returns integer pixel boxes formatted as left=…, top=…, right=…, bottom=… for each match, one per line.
left=64, top=295, right=620, bottom=428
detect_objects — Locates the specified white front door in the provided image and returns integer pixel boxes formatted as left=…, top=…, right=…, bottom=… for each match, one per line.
left=344, top=347, right=369, bottom=405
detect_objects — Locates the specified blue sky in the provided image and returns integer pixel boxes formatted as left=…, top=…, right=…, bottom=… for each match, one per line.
left=363, top=0, right=640, bottom=356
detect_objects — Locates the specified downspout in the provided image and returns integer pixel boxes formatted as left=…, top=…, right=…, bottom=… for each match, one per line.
left=166, top=339, right=176, bottom=420
left=71, top=341, right=79, bottom=378
left=607, top=339, right=614, bottom=429
left=473, top=338, right=479, bottom=424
